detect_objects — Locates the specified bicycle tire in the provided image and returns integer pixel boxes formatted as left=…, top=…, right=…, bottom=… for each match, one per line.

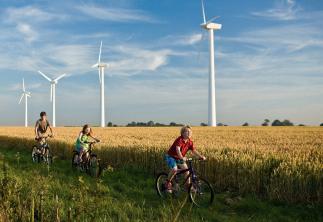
left=189, top=177, right=214, bottom=207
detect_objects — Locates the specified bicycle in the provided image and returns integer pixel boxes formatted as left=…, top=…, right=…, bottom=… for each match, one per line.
left=155, top=158, right=214, bottom=207
left=31, top=135, right=53, bottom=164
left=72, top=141, right=102, bottom=178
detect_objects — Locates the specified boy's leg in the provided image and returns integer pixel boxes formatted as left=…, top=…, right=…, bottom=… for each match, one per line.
left=177, top=163, right=190, bottom=188
left=78, top=148, right=84, bottom=163
left=168, top=167, right=178, bottom=182
left=165, top=155, right=178, bottom=192
left=165, top=155, right=178, bottom=181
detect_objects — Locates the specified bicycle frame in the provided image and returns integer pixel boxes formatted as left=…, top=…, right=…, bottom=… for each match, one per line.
left=173, top=160, right=198, bottom=185
left=77, top=142, right=96, bottom=165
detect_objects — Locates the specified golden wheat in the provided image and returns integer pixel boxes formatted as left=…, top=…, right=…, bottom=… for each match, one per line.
left=0, top=126, right=322, bottom=203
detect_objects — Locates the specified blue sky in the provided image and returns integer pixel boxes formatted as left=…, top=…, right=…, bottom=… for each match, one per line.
left=0, top=0, right=322, bottom=126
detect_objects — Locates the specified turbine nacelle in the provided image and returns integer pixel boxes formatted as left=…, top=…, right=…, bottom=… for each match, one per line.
left=201, top=22, right=222, bottom=30
left=91, top=63, right=108, bottom=68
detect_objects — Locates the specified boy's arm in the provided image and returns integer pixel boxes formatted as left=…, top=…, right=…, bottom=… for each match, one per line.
left=34, top=121, right=39, bottom=138
left=192, top=150, right=206, bottom=160
left=48, top=126, right=53, bottom=136
left=47, top=121, right=54, bottom=136
left=89, top=135, right=100, bottom=142
left=175, top=146, right=186, bottom=161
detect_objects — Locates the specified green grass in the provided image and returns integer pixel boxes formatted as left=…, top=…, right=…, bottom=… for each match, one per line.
left=0, top=147, right=322, bottom=222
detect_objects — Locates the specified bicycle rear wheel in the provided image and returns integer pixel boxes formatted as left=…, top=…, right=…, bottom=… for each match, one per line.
left=189, top=178, right=214, bottom=207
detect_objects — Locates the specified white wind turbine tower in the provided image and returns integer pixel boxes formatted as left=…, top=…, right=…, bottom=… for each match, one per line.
left=18, top=78, right=31, bottom=127
left=38, top=71, right=66, bottom=127
left=200, top=0, right=222, bottom=127
left=92, top=41, right=108, bottom=128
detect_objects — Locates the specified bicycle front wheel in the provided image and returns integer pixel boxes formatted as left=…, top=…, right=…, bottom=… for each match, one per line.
left=31, top=146, right=40, bottom=163
left=189, top=178, right=214, bottom=207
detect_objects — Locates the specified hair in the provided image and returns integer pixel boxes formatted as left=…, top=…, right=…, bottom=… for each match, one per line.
left=40, top=111, right=46, bottom=117
left=82, top=124, right=93, bottom=136
left=180, top=125, right=192, bottom=136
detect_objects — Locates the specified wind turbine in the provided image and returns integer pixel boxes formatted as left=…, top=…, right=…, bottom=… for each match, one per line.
left=18, top=78, right=31, bottom=127
left=92, top=41, right=108, bottom=128
left=200, top=0, right=222, bottom=127
left=38, top=71, right=66, bottom=127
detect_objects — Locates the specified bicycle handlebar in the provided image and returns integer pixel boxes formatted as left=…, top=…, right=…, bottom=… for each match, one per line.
left=35, top=135, right=53, bottom=140
left=185, top=157, right=206, bottom=162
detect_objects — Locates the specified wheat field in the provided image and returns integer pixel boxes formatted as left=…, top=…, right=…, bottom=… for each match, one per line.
left=0, top=126, right=322, bottom=203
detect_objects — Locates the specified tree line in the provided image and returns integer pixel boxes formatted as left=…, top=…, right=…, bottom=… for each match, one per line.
left=105, top=120, right=323, bottom=127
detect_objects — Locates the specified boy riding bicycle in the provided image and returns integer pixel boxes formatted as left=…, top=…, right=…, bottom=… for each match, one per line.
left=34, top=111, right=54, bottom=155
left=75, top=124, right=100, bottom=164
left=165, top=125, right=206, bottom=193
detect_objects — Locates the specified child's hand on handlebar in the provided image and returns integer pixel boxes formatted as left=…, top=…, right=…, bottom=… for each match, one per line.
left=200, top=156, right=206, bottom=161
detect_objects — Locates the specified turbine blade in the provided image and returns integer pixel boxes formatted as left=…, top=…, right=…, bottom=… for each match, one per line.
left=18, top=94, right=24, bottom=104
left=92, top=63, right=98, bottom=68
left=38, top=71, right=52, bottom=82
left=50, top=84, right=53, bottom=102
left=22, top=78, right=25, bottom=92
left=98, top=41, right=102, bottom=64
left=206, top=15, right=220, bottom=24
left=54, top=73, right=66, bottom=82
left=201, top=0, right=206, bottom=24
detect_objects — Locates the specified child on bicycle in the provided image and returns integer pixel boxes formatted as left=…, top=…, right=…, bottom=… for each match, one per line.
left=165, top=125, right=206, bottom=193
left=75, top=124, right=100, bottom=163
left=34, top=111, right=54, bottom=155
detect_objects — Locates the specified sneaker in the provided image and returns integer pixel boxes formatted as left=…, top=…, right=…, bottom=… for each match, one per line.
left=165, top=180, right=172, bottom=193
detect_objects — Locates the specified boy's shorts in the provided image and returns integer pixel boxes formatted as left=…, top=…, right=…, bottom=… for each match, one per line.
left=165, top=154, right=184, bottom=169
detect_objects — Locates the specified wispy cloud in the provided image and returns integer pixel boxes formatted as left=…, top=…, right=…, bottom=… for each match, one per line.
left=16, top=23, right=38, bottom=43
left=221, top=24, right=323, bottom=52
left=9, top=82, right=42, bottom=91
left=251, top=0, right=301, bottom=21
left=4, top=6, right=66, bottom=24
left=108, top=45, right=178, bottom=75
left=76, top=4, right=156, bottom=23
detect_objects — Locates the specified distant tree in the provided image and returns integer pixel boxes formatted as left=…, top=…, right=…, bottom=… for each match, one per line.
left=272, top=119, right=282, bottom=126
left=200, top=123, right=208, bottom=126
left=107, top=122, right=113, bottom=127
left=262, top=119, right=270, bottom=126
left=282, top=119, right=294, bottom=126
left=272, top=119, right=294, bottom=126
left=113, top=124, right=118, bottom=127
left=217, top=123, right=224, bottom=126
left=242, top=122, right=249, bottom=126
left=147, top=120, right=154, bottom=127
left=137, top=122, right=147, bottom=126
left=320, top=123, right=323, bottom=126
left=155, top=122, right=166, bottom=126
left=127, top=121, right=137, bottom=127
left=298, top=124, right=305, bottom=126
